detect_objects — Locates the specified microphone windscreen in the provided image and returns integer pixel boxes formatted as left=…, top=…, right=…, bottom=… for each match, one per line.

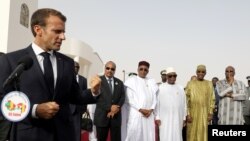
left=18, top=56, right=33, bottom=70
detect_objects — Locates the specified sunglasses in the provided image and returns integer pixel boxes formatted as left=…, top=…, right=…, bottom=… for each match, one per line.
left=168, top=74, right=177, bottom=78
left=197, top=71, right=205, bottom=73
left=139, top=68, right=148, bottom=72
left=106, top=67, right=115, bottom=71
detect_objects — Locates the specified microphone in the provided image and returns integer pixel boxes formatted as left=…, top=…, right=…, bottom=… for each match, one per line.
left=3, top=56, right=33, bottom=88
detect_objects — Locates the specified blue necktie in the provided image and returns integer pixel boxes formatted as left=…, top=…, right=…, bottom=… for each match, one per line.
left=40, top=52, right=54, bottom=96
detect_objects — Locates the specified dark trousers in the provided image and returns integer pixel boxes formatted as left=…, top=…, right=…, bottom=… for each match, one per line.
left=212, top=108, right=219, bottom=125
left=244, top=115, right=250, bottom=125
left=96, top=123, right=121, bottom=141
left=182, top=126, right=186, bottom=141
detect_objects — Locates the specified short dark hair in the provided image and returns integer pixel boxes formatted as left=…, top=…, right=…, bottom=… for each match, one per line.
left=31, top=8, right=67, bottom=36
left=247, top=76, right=250, bottom=82
left=212, top=77, right=219, bottom=81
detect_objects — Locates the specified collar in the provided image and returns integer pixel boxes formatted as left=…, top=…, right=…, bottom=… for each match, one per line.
left=105, top=76, right=113, bottom=81
left=32, top=42, right=54, bottom=56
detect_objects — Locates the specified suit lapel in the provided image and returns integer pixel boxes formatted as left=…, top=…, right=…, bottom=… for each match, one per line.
left=113, top=78, right=119, bottom=96
left=26, top=46, right=50, bottom=98
left=101, top=76, right=113, bottom=95
left=54, top=52, right=63, bottom=95
left=78, top=76, right=83, bottom=90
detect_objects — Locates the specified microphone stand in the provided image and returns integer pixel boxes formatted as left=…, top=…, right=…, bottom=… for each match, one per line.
left=12, top=77, right=20, bottom=141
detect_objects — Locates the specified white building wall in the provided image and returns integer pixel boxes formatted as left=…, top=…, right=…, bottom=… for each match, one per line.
left=0, top=0, right=37, bottom=53
left=0, top=0, right=11, bottom=53
left=60, top=38, right=103, bottom=82
left=89, top=52, right=104, bottom=77
left=0, top=1, right=103, bottom=83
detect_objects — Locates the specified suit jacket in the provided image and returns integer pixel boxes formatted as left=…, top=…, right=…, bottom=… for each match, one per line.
left=70, top=75, right=88, bottom=115
left=94, top=75, right=125, bottom=127
left=0, top=45, right=97, bottom=141
left=77, top=75, right=88, bottom=113
left=70, top=75, right=87, bottom=141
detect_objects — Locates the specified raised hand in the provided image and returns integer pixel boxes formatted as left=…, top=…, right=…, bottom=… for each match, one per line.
left=90, top=75, right=101, bottom=95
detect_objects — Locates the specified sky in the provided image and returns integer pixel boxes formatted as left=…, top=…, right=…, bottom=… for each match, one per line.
left=39, top=0, right=250, bottom=86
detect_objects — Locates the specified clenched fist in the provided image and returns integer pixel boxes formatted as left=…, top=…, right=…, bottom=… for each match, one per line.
left=36, top=102, right=59, bottom=119
left=90, top=75, right=101, bottom=95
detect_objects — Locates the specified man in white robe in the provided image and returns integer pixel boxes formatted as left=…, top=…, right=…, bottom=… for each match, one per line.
left=123, top=61, right=158, bottom=141
left=155, top=67, right=187, bottom=141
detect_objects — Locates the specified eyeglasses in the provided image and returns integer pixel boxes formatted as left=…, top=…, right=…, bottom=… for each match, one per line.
left=106, top=67, right=115, bottom=71
left=168, top=75, right=177, bottom=78
left=225, top=70, right=234, bottom=73
left=197, top=71, right=205, bottom=73
left=139, top=68, right=148, bottom=72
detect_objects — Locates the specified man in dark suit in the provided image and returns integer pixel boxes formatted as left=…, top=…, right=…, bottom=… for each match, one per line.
left=94, top=61, right=125, bottom=141
left=70, top=61, right=88, bottom=141
left=0, top=8, right=101, bottom=141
